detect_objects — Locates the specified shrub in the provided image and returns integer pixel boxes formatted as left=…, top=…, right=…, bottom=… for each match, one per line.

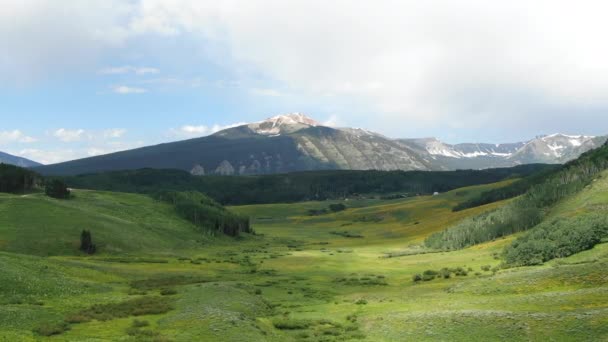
left=272, top=319, right=311, bottom=330
left=132, top=319, right=150, bottom=328
left=329, top=203, right=347, bottom=212
left=160, top=288, right=177, bottom=296
left=68, top=296, right=173, bottom=323
left=412, top=274, right=422, bottom=282
left=33, top=322, right=70, bottom=336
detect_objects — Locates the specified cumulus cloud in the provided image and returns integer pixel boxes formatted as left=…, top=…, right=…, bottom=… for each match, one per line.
left=103, top=128, right=127, bottom=138
left=112, top=85, right=147, bottom=94
left=0, top=130, right=37, bottom=144
left=169, top=122, right=247, bottom=139
left=322, top=115, right=342, bottom=128
left=53, top=128, right=86, bottom=142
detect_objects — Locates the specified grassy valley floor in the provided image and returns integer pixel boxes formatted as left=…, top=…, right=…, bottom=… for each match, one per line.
left=1, top=180, right=607, bottom=341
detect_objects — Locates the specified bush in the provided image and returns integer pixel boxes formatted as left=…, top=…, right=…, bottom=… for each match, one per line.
left=67, top=296, right=173, bottom=323
left=132, top=319, right=150, bottom=328
left=33, top=322, right=70, bottom=336
left=160, top=288, right=177, bottom=296
left=329, top=203, right=347, bottom=212
left=273, top=319, right=312, bottom=330
left=412, top=274, right=422, bottom=282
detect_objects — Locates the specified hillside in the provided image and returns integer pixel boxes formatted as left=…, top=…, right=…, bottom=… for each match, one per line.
left=0, top=190, right=207, bottom=256
left=0, top=151, right=41, bottom=168
left=34, top=113, right=606, bottom=176
left=426, top=141, right=608, bottom=257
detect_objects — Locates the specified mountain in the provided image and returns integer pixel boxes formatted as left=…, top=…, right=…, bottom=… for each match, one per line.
left=0, top=151, right=41, bottom=167
left=401, top=134, right=607, bottom=170
left=36, top=113, right=430, bottom=176
left=34, top=113, right=607, bottom=176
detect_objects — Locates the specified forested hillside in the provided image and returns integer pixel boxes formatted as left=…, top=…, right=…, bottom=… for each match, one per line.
left=0, top=163, right=42, bottom=193
left=426, top=141, right=608, bottom=263
left=62, top=164, right=553, bottom=205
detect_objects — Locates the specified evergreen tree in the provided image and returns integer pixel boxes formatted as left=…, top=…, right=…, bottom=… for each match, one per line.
left=45, top=179, right=70, bottom=199
left=80, top=230, right=96, bottom=254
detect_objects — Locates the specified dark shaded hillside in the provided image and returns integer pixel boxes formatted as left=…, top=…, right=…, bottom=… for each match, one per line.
left=62, top=164, right=554, bottom=205
left=0, top=151, right=41, bottom=167
left=35, top=135, right=333, bottom=176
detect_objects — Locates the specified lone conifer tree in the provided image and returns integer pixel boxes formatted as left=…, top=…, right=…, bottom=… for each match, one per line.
left=80, top=230, right=96, bottom=254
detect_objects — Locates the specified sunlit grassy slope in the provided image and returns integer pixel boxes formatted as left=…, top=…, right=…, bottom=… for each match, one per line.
left=0, top=190, right=205, bottom=256
left=1, top=178, right=607, bottom=341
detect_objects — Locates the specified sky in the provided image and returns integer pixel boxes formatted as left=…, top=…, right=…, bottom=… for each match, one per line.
left=2, top=0, right=608, bottom=164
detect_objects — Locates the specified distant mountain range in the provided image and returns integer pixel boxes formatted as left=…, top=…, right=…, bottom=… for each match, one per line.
left=0, top=151, right=41, bottom=168
left=35, top=113, right=607, bottom=175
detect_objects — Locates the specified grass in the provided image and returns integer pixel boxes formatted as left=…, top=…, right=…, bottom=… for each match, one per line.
left=0, top=180, right=607, bottom=341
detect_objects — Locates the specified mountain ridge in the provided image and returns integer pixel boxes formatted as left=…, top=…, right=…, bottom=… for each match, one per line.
left=34, top=113, right=607, bottom=176
left=0, top=151, right=42, bottom=168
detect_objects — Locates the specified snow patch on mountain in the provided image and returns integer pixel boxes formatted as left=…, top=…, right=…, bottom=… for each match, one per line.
left=248, top=113, right=320, bottom=135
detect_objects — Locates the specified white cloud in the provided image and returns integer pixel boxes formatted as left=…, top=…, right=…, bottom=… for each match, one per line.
left=112, top=85, right=147, bottom=94
left=99, top=66, right=160, bottom=75
left=53, top=128, right=86, bottom=142
left=3, top=1, right=608, bottom=138
left=250, top=88, right=282, bottom=97
left=122, top=1, right=608, bottom=135
left=103, top=128, right=127, bottom=138
left=169, top=122, right=246, bottom=139
left=0, top=130, right=37, bottom=144
left=322, top=115, right=342, bottom=127
left=16, top=148, right=80, bottom=165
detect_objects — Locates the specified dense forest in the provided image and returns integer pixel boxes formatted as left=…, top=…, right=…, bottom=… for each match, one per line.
left=61, top=164, right=553, bottom=205
left=0, top=163, right=42, bottom=193
left=153, top=190, right=252, bottom=237
left=504, top=214, right=608, bottom=265
left=425, top=142, right=608, bottom=251
left=451, top=164, right=561, bottom=211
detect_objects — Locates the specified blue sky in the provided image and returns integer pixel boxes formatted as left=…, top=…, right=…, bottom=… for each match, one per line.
left=2, top=1, right=608, bottom=164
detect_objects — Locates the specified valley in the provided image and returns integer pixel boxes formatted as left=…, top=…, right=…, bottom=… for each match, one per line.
left=1, top=163, right=608, bottom=340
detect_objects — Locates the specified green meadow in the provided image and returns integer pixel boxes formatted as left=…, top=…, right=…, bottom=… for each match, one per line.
left=1, top=177, right=607, bottom=341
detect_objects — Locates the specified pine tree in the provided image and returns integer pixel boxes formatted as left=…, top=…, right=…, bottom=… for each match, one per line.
left=80, top=230, right=96, bottom=254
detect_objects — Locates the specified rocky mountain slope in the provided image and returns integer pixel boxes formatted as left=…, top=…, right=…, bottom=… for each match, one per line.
left=35, top=113, right=606, bottom=176
left=0, top=151, right=41, bottom=167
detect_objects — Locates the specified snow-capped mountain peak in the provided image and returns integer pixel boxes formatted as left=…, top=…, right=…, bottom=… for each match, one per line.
left=248, top=113, right=320, bottom=135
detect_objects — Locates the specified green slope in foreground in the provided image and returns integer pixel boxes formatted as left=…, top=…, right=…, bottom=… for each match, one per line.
left=0, top=178, right=607, bottom=341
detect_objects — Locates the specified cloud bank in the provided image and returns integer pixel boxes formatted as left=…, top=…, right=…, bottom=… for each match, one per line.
left=1, top=0, right=608, bottom=141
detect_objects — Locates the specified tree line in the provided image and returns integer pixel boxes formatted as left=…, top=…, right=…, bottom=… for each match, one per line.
left=153, top=190, right=252, bottom=237
left=60, top=164, right=554, bottom=205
